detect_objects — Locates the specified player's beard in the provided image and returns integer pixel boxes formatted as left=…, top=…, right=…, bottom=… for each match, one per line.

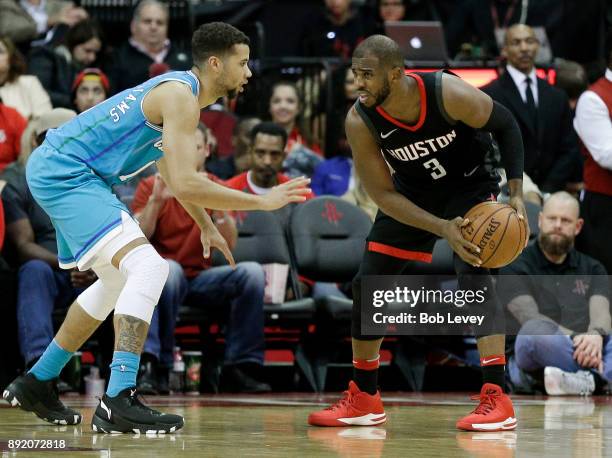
left=538, top=231, right=574, bottom=256
left=373, top=78, right=391, bottom=107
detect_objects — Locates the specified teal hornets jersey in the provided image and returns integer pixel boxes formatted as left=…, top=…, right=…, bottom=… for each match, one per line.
left=43, top=70, right=200, bottom=186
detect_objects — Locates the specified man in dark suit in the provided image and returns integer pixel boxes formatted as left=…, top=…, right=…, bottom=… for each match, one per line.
left=482, top=24, right=580, bottom=193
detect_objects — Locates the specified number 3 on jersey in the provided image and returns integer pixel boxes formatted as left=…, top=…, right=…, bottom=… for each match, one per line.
left=423, top=158, right=447, bottom=179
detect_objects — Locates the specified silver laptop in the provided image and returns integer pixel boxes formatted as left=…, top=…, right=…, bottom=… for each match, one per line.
left=385, top=21, right=450, bottom=62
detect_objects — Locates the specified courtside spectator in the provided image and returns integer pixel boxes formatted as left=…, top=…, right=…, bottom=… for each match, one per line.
left=268, top=81, right=322, bottom=177
left=574, top=48, right=612, bottom=277
left=556, top=60, right=588, bottom=111
left=107, top=0, right=190, bottom=93
left=226, top=122, right=345, bottom=300
left=28, top=19, right=103, bottom=108
left=71, top=67, right=109, bottom=113
left=225, top=122, right=315, bottom=201
left=554, top=59, right=588, bottom=195
left=499, top=192, right=610, bottom=395
left=0, top=37, right=51, bottom=119
left=229, top=116, right=261, bottom=176
left=482, top=24, right=580, bottom=193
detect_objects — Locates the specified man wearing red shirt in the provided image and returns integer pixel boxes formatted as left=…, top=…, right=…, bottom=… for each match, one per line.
left=225, top=121, right=315, bottom=198
left=226, top=122, right=348, bottom=302
left=132, top=124, right=270, bottom=394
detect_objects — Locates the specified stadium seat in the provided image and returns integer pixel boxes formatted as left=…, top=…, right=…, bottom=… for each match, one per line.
left=288, top=197, right=372, bottom=389
left=215, top=210, right=317, bottom=390
left=214, top=210, right=315, bottom=321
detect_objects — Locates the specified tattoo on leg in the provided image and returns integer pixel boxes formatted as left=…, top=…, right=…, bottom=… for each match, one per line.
left=114, top=315, right=148, bottom=354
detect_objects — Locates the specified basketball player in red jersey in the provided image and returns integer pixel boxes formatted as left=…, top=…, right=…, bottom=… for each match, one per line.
left=308, top=35, right=529, bottom=431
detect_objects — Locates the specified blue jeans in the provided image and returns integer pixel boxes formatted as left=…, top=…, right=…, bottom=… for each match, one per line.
left=512, top=319, right=612, bottom=383
left=17, top=260, right=78, bottom=364
left=312, top=282, right=346, bottom=299
left=143, top=260, right=266, bottom=368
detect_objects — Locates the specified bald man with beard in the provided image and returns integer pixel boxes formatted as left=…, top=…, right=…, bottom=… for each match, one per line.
left=499, top=192, right=611, bottom=396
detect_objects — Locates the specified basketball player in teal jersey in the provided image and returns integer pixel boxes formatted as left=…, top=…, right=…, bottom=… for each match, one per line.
left=3, top=22, right=310, bottom=434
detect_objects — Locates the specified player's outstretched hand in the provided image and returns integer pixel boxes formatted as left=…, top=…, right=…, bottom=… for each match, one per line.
left=200, top=225, right=236, bottom=268
left=508, top=196, right=530, bottom=247
left=443, top=217, right=482, bottom=267
left=261, top=177, right=311, bottom=211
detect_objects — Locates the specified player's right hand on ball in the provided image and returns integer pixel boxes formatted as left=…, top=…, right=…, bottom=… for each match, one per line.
left=443, top=217, right=482, bottom=267
left=261, top=177, right=311, bottom=211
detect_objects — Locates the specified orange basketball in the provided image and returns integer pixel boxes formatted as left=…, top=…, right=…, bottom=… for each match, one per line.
left=460, top=201, right=528, bottom=268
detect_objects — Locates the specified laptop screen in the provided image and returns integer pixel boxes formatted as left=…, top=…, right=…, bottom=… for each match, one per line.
left=385, top=21, right=449, bottom=62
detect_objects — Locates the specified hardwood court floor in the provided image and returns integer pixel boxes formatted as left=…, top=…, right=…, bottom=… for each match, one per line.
left=1, top=392, right=611, bottom=457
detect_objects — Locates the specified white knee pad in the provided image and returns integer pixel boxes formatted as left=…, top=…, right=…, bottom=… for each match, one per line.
left=76, top=264, right=126, bottom=321
left=114, top=244, right=169, bottom=324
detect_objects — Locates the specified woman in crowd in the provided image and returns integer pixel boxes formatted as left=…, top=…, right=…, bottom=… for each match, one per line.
left=269, top=80, right=323, bottom=177
left=269, top=81, right=322, bottom=156
left=0, top=37, right=51, bottom=119
left=28, top=19, right=103, bottom=108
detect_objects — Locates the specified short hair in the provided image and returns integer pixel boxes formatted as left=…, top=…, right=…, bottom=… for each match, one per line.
left=65, top=19, right=103, bottom=53
left=353, top=34, right=404, bottom=69
left=0, top=37, right=26, bottom=83
left=555, top=60, right=588, bottom=100
left=192, top=22, right=250, bottom=66
left=503, top=24, right=537, bottom=46
left=133, top=0, right=168, bottom=22
left=250, top=122, right=287, bottom=150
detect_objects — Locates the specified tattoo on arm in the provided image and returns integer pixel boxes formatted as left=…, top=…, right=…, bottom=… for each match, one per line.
left=114, top=314, right=149, bottom=354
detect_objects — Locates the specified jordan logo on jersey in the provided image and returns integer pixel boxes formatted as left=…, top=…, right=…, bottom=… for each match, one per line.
left=385, top=129, right=456, bottom=162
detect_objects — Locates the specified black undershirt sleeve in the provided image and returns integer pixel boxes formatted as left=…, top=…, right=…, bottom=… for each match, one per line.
left=482, top=101, right=524, bottom=181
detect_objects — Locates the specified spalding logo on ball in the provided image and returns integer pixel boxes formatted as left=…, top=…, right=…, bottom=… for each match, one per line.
left=461, top=201, right=528, bottom=268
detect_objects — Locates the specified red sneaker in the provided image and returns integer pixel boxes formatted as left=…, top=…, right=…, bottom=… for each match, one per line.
left=308, top=381, right=386, bottom=427
left=456, top=383, right=517, bottom=432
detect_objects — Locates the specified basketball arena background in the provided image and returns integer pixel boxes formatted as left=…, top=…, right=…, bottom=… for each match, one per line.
left=0, top=0, right=610, bottom=456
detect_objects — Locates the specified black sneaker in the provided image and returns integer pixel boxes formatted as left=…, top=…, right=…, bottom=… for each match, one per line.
left=91, top=387, right=184, bottom=434
left=2, top=373, right=82, bottom=425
